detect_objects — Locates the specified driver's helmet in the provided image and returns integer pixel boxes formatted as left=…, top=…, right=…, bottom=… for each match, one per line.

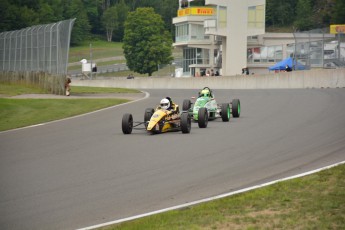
left=200, top=89, right=210, bottom=97
left=160, top=98, right=170, bottom=110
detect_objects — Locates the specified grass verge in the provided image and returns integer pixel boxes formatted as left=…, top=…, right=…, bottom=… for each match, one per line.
left=0, top=82, right=50, bottom=96
left=0, top=84, right=140, bottom=131
left=0, top=98, right=128, bottom=131
left=71, top=86, right=140, bottom=94
left=103, top=163, right=345, bottom=230
left=94, top=64, right=175, bottom=78
left=69, top=40, right=124, bottom=63
left=0, top=83, right=141, bottom=96
left=68, top=59, right=126, bottom=71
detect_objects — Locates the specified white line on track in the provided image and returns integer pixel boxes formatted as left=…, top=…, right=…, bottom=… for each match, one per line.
left=77, top=160, right=345, bottom=230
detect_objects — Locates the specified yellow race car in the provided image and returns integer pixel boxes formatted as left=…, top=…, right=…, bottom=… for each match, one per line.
left=122, top=103, right=191, bottom=135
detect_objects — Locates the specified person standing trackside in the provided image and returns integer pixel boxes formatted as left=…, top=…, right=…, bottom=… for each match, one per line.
left=206, top=70, right=210, bottom=77
left=285, top=65, right=292, bottom=72
left=242, top=67, right=249, bottom=75
left=65, top=77, right=71, bottom=96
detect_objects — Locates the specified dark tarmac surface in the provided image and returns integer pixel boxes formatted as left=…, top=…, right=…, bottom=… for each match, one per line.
left=1, top=88, right=345, bottom=230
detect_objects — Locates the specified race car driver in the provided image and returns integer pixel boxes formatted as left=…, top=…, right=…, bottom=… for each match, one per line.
left=159, top=97, right=179, bottom=112
left=198, top=87, right=213, bottom=98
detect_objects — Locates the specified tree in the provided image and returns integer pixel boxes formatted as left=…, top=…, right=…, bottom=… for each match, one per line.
left=83, top=0, right=102, bottom=35
left=0, top=0, right=16, bottom=32
left=62, top=0, right=91, bottom=45
left=294, top=0, right=314, bottom=31
left=38, top=2, right=59, bottom=24
left=332, top=0, right=345, bottom=24
left=266, top=0, right=297, bottom=28
left=113, top=0, right=129, bottom=41
left=123, top=7, right=173, bottom=76
left=102, top=6, right=118, bottom=41
left=156, top=0, right=179, bottom=37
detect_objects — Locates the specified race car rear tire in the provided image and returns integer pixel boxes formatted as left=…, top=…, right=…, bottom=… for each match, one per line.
left=122, top=113, right=133, bottom=134
left=231, top=99, right=241, bottom=118
left=182, top=99, right=191, bottom=111
left=198, top=107, right=208, bottom=128
left=221, top=103, right=230, bottom=122
left=180, top=112, right=191, bottom=133
left=144, top=108, right=154, bottom=127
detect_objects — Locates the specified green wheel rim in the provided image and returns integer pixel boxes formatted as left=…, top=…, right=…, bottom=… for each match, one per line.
left=227, top=106, right=230, bottom=118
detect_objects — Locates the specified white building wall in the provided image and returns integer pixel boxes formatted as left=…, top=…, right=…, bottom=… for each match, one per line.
left=205, top=0, right=265, bottom=76
left=227, top=1, right=248, bottom=75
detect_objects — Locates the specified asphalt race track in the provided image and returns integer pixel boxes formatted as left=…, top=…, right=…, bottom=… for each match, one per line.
left=1, top=89, right=345, bottom=230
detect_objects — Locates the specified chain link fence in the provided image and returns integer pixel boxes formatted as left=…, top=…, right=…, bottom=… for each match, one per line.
left=293, top=27, right=345, bottom=69
left=0, top=19, right=75, bottom=74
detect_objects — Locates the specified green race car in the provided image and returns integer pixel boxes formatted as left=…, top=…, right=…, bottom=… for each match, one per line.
left=182, top=87, right=241, bottom=128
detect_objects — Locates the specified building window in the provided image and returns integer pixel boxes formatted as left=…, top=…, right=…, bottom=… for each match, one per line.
left=191, top=24, right=208, bottom=41
left=219, top=6, right=227, bottom=28
left=175, top=23, right=189, bottom=42
left=183, top=48, right=210, bottom=73
left=247, top=45, right=283, bottom=63
left=176, top=23, right=210, bottom=42
left=248, top=5, right=265, bottom=29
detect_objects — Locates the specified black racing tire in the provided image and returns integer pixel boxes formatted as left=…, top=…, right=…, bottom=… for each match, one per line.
left=231, top=99, right=241, bottom=118
left=182, top=99, right=191, bottom=111
left=144, top=108, right=154, bottom=127
left=122, top=113, right=133, bottom=134
left=180, top=112, right=191, bottom=133
left=198, top=107, right=208, bottom=128
left=221, top=103, right=230, bottom=122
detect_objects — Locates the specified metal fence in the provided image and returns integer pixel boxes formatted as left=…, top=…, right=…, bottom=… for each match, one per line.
left=293, top=27, right=345, bottom=69
left=0, top=19, right=75, bottom=74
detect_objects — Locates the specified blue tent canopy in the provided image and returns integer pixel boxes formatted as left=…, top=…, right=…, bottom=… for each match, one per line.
left=268, top=57, right=305, bottom=71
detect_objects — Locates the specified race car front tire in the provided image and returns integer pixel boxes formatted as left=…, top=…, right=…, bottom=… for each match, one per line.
left=122, top=113, right=133, bottom=134
left=144, top=108, right=154, bottom=127
left=231, top=99, right=241, bottom=118
left=180, top=112, right=191, bottom=133
left=221, top=103, right=230, bottom=122
left=198, top=107, right=208, bottom=128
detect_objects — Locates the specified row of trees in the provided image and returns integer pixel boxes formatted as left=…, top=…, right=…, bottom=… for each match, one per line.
left=266, top=0, right=345, bottom=31
left=0, top=0, right=182, bottom=45
left=1, top=0, right=344, bottom=44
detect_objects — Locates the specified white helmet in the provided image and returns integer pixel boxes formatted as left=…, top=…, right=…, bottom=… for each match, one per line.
left=160, top=98, right=170, bottom=110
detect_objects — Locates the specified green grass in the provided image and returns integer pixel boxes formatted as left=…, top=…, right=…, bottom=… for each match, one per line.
left=0, top=98, right=128, bottom=131
left=0, top=82, right=50, bottom=96
left=96, top=64, right=175, bottom=78
left=102, top=163, right=345, bottom=230
left=0, top=83, right=140, bottom=131
left=71, top=86, right=140, bottom=94
left=0, top=83, right=141, bottom=96
left=68, top=59, right=126, bottom=71
left=69, top=40, right=124, bottom=63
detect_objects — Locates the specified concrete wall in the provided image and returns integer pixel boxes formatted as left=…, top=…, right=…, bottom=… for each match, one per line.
left=71, top=68, right=345, bottom=90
